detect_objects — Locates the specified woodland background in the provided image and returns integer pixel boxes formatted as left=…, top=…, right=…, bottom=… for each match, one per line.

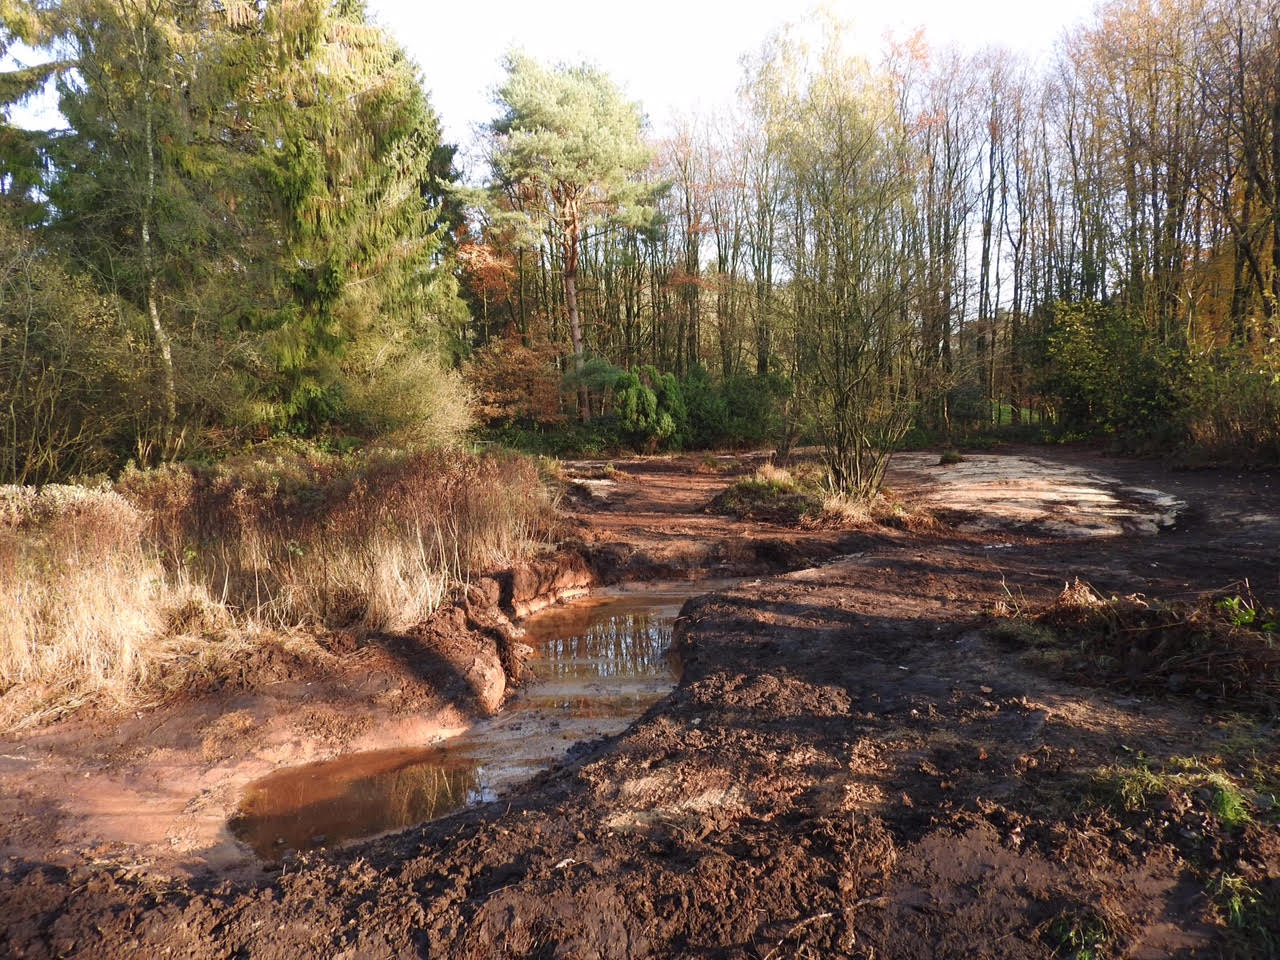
left=2, top=0, right=1279, bottom=491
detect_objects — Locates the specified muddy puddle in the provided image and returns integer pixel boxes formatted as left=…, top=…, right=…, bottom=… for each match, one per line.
left=229, top=583, right=721, bottom=859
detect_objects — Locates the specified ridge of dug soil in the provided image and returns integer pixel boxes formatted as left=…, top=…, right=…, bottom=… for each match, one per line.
left=2, top=447, right=1278, bottom=959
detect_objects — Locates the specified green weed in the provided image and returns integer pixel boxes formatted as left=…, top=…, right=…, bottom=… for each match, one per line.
left=1093, top=756, right=1253, bottom=829
left=1215, top=594, right=1278, bottom=634
left=1046, top=911, right=1112, bottom=959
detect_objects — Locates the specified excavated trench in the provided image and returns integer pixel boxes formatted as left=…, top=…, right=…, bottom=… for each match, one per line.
left=228, top=582, right=734, bottom=859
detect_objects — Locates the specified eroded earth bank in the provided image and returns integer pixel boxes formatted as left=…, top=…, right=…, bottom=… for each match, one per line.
left=2, top=447, right=1279, bottom=959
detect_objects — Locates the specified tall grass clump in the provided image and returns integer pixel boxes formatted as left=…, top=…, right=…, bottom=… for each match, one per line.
left=2, top=444, right=556, bottom=724
left=0, top=486, right=165, bottom=706
left=706, top=464, right=823, bottom=524
left=117, top=444, right=556, bottom=632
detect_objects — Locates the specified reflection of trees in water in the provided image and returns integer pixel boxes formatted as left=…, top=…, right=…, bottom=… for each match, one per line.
left=535, top=612, right=672, bottom=679
left=232, top=760, right=481, bottom=857
left=233, top=598, right=687, bottom=858
left=369, top=763, right=479, bottom=826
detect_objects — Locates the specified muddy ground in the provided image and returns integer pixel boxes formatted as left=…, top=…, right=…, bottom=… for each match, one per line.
left=2, top=445, right=1278, bottom=958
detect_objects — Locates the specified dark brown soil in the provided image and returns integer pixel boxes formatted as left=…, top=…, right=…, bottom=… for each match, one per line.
left=2, top=446, right=1279, bottom=959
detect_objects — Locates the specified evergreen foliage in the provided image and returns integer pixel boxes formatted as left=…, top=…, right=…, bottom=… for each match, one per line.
left=4, top=0, right=1280, bottom=484
left=488, top=53, right=653, bottom=421
left=0, top=0, right=466, bottom=477
left=613, top=365, right=687, bottom=451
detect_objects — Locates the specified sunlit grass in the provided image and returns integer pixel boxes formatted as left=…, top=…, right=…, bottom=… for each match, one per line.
left=0, top=446, right=556, bottom=727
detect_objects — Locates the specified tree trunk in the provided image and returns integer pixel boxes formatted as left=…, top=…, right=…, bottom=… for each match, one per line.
left=1271, top=51, right=1280, bottom=320
left=564, top=248, right=588, bottom=422
left=139, top=14, right=177, bottom=460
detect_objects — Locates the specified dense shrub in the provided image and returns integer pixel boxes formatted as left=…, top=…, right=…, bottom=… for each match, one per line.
left=614, top=365, right=688, bottom=451
left=1179, top=351, right=1280, bottom=465
left=682, top=366, right=731, bottom=447
left=722, top=372, right=791, bottom=447
left=1038, top=300, right=1179, bottom=439
left=0, top=223, right=145, bottom=483
left=678, top=368, right=791, bottom=450
left=485, top=420, right=624, bottom=458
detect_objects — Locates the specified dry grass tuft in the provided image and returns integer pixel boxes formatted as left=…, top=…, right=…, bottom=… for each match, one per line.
left=118, top=446, right=554, bottom=633
left=0, top=486, right=163, bottom=704
left=818, top=493, right=870, bottom=525
left=707, top=464, right=820, bottom=524
left=996, top=578, right=1280, bottom=715
left=754, top=463, right=794, bottom=487
left=1, top=447, right=556, bottom=728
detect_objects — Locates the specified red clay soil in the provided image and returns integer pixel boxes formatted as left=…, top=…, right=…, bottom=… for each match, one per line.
left=2, top=447, right=1279, bottom=959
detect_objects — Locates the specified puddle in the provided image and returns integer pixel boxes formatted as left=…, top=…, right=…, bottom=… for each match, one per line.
left=228, top=582, right=722, bottom=859
left=229, top=747, right=489, bottom=857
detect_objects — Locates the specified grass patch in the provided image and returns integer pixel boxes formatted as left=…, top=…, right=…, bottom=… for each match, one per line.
left=1213, top=873, right=1279, bottom=960
left=707, top=461, right=935, bottom=530
left=1087, top=752, right=1278, bottom=957
left=1092, top=755, right=1254, bottom=830
left=1044, top=910, right=1113, bottom=960
left=706, top=464, right=823, bottom=524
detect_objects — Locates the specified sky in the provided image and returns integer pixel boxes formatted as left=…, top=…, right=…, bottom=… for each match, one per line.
left=366, top=0, right=1101, bottom=166
left=5, top=0, right=1100, bottom=158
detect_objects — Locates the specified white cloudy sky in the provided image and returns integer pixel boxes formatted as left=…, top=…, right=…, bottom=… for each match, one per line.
left=368, top=0, right=1099, bottom=157
left=7, top=0, right=1099, bottom=160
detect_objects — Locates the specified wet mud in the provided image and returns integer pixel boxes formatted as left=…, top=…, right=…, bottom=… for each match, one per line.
left=228, top=584, right=721, bottom=860
left=1, top=446, right=1278, bottom=959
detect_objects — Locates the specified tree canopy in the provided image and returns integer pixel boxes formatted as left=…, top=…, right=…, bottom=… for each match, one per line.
left=0, top=0, right=467, bottom=475
left=488, top=52, right=653, bottom=420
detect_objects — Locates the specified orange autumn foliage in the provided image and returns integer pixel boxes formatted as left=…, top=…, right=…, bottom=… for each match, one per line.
left=465, top=327, right=567, bottom=427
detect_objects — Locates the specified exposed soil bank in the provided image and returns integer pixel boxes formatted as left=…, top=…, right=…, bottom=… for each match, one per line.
left=2, top=447, right=1278, bottom=958
left=0, top=552, right=593, bottom=879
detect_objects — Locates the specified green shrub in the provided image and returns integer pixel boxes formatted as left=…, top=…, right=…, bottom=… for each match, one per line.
left=484, top=420, right=624, bottom=458
left=682, top=366, right=730, bottom=447
left=1180, top=351, right=1280, bottom=465
left=0, top=223, right=144, bottom=483
left=1038, top=299, right=1179, bottom=439
left=723, top=372, right=791, bottom=448
left=614, top=365, right=688, bottom=451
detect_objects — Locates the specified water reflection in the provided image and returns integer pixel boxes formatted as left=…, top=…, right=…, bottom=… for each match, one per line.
left=529, top=606, right=675, bottom=680
left=228, top=747, right=491, bottom=858
left=229, top=583, right=724, bottom=857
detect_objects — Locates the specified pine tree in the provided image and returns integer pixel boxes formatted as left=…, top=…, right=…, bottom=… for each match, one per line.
left=1, top=0, right=465, bottom=458
left=489, top=53, right=653, bottom=421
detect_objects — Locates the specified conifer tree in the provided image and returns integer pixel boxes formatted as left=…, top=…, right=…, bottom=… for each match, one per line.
left=489, top=53, right=653, bottom=421
left=0, top=0, right=465, bottom=457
